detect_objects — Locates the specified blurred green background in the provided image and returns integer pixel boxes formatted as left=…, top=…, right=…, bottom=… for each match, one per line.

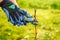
left=0, top=0, right=60, bottom=40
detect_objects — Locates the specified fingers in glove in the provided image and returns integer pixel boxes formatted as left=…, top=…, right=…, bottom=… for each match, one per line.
left=9, top=12, right=17, bottom=22
left=13, top=11, right=20, bottom=20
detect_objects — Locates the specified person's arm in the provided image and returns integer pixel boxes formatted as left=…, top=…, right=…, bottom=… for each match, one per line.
left=0, top=0, right=3, bottom=3
left=10, top=0, right=19, bottom=7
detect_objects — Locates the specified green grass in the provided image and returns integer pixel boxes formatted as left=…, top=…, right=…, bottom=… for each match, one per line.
left=17, top=0, right=60, bottom=9
left=0, top=0, right=60, bottom=40
left=0, top=8, right=60, bottom=40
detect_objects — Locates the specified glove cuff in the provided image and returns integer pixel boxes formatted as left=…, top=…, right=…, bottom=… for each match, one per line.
left=0, top=0, right=14, bottom=8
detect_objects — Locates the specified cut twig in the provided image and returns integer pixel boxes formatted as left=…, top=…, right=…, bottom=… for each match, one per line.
left=34, top=8, right=37, bottom=40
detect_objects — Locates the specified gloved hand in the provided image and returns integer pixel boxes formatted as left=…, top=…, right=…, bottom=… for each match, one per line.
left=0, top=0, right=37, bottom=26
left=1, top=1, right=26, bottom=26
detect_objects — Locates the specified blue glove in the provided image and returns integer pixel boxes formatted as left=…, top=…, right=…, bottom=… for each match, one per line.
left=1, top=1, right=26, bottom=25
left=0, top=0, right=35, bottom=25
